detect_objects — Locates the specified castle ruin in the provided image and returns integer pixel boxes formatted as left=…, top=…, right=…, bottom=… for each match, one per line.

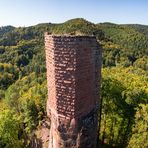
left=45, top=34, right=101, bottom=148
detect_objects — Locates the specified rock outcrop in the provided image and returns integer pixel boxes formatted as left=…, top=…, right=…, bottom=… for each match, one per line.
left=45, top=34, right=101, bottom=148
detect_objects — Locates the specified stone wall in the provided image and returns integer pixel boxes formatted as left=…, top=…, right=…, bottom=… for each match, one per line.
left=45, top=33, right=102, bottom=148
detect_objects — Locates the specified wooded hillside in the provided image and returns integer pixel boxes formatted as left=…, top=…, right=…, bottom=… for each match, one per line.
left=0, top=18, right=147, bottom=148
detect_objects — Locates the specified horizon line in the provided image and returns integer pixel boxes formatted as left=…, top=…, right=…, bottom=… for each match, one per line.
left=0, top=18, right=148, bottom=28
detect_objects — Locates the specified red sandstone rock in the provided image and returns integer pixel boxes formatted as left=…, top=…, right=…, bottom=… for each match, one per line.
left=45, top=34, right=101, bottom=148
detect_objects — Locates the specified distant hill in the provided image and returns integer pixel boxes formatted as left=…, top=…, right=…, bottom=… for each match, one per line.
left=0, top=18, right=147, bottom=69
left=0, top=18, right=146, bottom=74
left=126, top=24, right=148, bottom=36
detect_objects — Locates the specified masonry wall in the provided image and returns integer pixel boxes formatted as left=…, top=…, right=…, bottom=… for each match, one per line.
left=45, top=33, right=102, bottom=148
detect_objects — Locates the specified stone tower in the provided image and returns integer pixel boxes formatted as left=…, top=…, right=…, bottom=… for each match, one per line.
left=45, top=33, right=101, bottom=148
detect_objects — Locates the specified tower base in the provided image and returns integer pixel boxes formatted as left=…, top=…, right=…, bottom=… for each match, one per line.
left=49, top=107, right=98, bottom=148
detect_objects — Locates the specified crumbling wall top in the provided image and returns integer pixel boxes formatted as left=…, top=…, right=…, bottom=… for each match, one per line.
left=44, top=32, right=96, bottom=38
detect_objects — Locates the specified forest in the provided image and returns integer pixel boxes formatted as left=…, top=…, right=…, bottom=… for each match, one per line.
left=0, top=18, right=147, bottom=148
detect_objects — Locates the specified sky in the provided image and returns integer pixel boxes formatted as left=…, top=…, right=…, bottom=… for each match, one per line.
left=0, top=0, right=148, bottom=27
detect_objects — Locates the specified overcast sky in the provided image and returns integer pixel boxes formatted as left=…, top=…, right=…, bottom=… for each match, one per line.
left=0, top=0, right=148, bottom=27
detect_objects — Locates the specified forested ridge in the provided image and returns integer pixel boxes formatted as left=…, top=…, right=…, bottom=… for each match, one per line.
left=0, top=18, right=147, bottom=148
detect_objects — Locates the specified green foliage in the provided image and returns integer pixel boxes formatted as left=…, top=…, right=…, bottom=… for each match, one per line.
left=99, top=23, right=148, bottom=68
left=133, top=56, right=148, bottom=70
left=0, top=63, right=19, bottom=89
left=5, top=72, right=47, bottom=116
left=0, top=109, right=22, bottom=148
left=99, top=67, right=148, bottom=147
left=0, top=26, right=15, bottom=38
left=128, top=104, right=148, bottom=148
left=2, top=73, right=47, bottom=146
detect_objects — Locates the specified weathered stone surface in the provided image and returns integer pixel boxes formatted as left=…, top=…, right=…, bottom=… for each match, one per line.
left=45, top=33, right=102, bottom=148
